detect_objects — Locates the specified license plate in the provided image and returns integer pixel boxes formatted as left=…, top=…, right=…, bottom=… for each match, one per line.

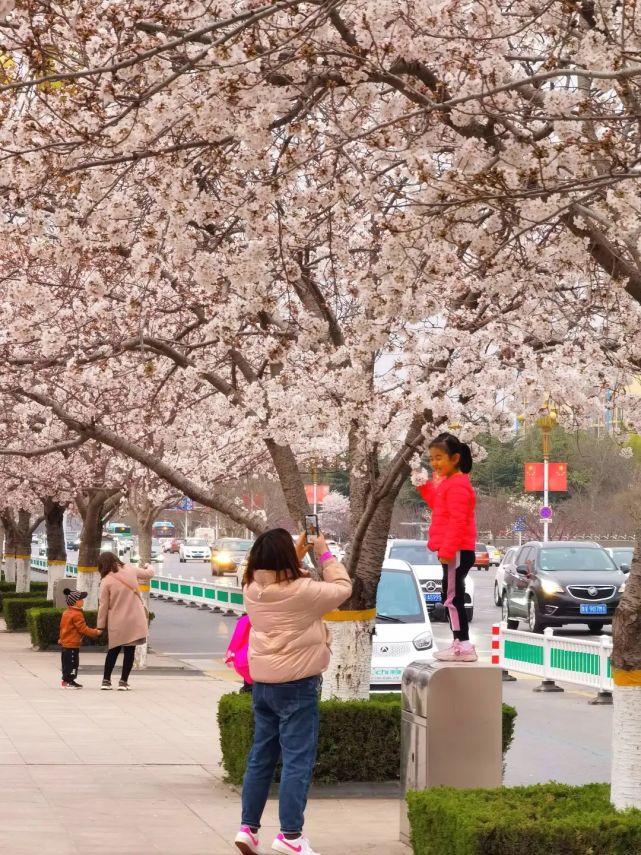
left=371, top=668, right=403, bottom=682
left=580, top=604, right=607, bottom=615
left=425, top=593, right=442, bottom=603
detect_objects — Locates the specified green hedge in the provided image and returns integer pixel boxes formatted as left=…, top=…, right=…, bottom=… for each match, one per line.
left=407, top=783, right=641, bottom=855
left=26, top=607, right=105, bottom=649
left=27, top=607, right=155, bottom=650
left=0, top=583, right=48, bottom=611
left=218, top=692, right=517, bottom=786
left=0, top=581, right=48, bottom=592
left=4, top=598, right=52, bottom=630
left=1, top=588, right=49, bottom=614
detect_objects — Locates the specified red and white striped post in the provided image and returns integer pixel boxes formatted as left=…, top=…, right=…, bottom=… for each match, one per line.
left=493, top=622, right=517, bottom=682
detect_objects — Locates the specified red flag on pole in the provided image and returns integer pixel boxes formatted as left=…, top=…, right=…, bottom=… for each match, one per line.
left=305, top=484, right=330, bottom=505
left=548, top=462, right=568, bottom=492
left=524, top=463, right=544, bottom=491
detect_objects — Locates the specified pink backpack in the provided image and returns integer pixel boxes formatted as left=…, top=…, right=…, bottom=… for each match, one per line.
left=225, top=614, right=252, bottom=684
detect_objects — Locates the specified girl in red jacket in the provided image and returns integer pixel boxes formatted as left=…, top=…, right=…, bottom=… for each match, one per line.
left=417, top=432, right=478, bottom=662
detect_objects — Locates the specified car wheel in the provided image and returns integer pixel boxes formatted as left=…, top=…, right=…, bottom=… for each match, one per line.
left=465, top=607, right=474, bottom=623
left=179, top=557, right=185, bottom=563
left=588, top=623, right=605, bottom=635
left=528, top=597, right=546, bottom=633
left=494, top=582, right=502, bottom=607
left=502, top=595, right=519, bottom=630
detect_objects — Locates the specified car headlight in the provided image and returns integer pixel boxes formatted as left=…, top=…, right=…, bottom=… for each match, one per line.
left=619, top=582, right=626, bottom=593
left=541, top=579, right=563, bottom=595
left=213, top=552, right=231, bottom=564
left=413, top=632, right=433, bottom=650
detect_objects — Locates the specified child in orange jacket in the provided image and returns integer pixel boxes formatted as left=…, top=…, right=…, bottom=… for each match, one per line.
left=58, top=588, right=103, bottom=689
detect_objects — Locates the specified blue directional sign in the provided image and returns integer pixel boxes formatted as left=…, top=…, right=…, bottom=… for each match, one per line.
left=512, top=516, right=527, bottom=533
left=177, top=497, right=194, bottom=512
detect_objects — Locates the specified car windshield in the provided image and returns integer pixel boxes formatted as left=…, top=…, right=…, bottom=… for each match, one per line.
left=539, top=547, right=617, bottom=572
left=609, top=548, right=634, bottom=569
left=376, top=569, right=424, bottom=623
left=186, top=539, right=207, bottom=547
left=389, top=544, right=439, bottom=565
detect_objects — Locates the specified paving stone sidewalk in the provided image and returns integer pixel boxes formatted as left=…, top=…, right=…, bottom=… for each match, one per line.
left=0, top=623, right=407, bottom=855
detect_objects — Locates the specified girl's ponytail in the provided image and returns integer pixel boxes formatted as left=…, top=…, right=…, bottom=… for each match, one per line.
left=458, top=442, right=473, bottom=474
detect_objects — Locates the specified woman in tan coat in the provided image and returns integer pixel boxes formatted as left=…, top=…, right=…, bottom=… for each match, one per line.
left=96, top=552, right=155, bottom=691
left=234, top=528, right=351, bottom=855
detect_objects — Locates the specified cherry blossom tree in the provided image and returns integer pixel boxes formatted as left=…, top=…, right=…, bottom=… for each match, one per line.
left=2, top=0, right=641, bottom=710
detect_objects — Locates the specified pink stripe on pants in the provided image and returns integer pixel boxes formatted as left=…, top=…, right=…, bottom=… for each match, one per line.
left=443, top=553, right=461, bottom=632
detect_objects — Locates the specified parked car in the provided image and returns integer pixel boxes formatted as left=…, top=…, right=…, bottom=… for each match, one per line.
left=606, top=546, right=634, bottom=571
left=179, top=538, right=212, bottom=562
left=494, top=546, right=519, bottom=606
left=384, top=539, right=474, bottom=622
left=211, top=537, right=254, bottom=577
left=325, top=540, right=345, bottom=561
left=501, top=540, right=627, bottom=633
left=475, top=543, right=490, bottom=570
left=370, top=559, right=436, bottom=691
left=66, top=534, right=81, bottom=552
left=488, top=545, right=502, bottom=567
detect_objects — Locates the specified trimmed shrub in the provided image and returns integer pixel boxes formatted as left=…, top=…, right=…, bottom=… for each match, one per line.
left=0, top=583, right=48, bottom=611
left=27, top=607, right=155, bottom=650
left=407, top=782, right=641, bottom=855
left=4, top=598, right=52, bottom=630
left=0, top=581, right=47, bottom=592
left=218, top=692, right=517, bottom=786
left=1, top=589, right=49, bottom=613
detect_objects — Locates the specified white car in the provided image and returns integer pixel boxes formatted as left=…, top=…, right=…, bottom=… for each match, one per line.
left=370, top=559, right=437, bottom=690
left=179, top=538, right=212, bottom=562
left=131, top=537, right=165, bottom=564
left=494, top=546, right=519, bottom=606
left=326, top=540, right=345, bottom=561
left=384, top=539, right=474, bottom=622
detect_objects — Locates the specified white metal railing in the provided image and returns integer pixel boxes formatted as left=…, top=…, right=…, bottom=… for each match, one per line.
left=493, top=622, right=613, bottom=697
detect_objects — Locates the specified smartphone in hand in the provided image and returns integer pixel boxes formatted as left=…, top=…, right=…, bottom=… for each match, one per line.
left=304, top=514, right=319, bottom=544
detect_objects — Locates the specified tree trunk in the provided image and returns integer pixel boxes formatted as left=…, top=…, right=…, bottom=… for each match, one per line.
left=322, top=493, right=396, bottom=700
left=76, top=491, right=111, bottom=609
left=14, top=510, right=38, bottom=594
left=3, top=523, right=16, bottom=584
left=611, top=541, right=641, bottom=809
left=44, top=499, right=67, bottom=600
left=128, top=486, right=158, bottom=670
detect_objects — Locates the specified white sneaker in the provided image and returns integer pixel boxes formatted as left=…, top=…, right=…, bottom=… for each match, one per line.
left=235, top=826, right=264, bottom=855
left=434, top=640, right=478, bottom=662
left=271, top=834, right=320, bottom=855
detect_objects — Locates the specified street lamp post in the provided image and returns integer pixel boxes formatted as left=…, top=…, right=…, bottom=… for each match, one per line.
left=311, top=461, right=318, bottom=515
left=536, top=405, right=557, bottom=543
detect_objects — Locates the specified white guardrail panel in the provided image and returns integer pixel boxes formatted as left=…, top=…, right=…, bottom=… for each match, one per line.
left=497, top=622, right=612, bottom=691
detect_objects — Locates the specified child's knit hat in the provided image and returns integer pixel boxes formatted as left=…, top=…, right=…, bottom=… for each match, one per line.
left=64, top=588, right=88, bottom=606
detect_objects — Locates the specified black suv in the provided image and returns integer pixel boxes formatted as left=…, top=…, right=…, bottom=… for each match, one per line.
left=501, top=541, right=629, bottom=633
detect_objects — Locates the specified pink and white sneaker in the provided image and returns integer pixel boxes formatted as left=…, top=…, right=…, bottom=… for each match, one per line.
left=271, top=834, right=320, bottom=855
left=433, top=640, right=478, bottom=662
left=235, top=825, right=264, bottom=855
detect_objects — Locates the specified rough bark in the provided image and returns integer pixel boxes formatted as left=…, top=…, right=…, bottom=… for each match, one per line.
left=76, top=489, right=121, bottom=609
left=43, top=498, right=67, bottom=600
left=610, top=541, right=641, bottom=809
left=2, top=509, right=42, bottom=593
left=611, top=551, right=641, bottom=671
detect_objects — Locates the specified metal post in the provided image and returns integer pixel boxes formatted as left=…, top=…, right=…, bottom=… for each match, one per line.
left=518, top=531, right=522, bottom=547
left=543, top=456, right=549, bottom=543
left=312, top=463, right=318, bottom=515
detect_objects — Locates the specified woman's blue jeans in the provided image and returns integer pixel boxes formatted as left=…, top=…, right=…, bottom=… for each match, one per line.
left=241, top=675, right=320, bottom=834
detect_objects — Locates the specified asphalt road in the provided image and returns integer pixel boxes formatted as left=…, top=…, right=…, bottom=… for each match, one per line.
left=32, top=549, right=613, bottom=786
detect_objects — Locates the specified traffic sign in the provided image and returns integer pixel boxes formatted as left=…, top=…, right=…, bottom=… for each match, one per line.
left=539, top=506, right=553, bottom=520
left=177, top=497, right=194, bottom=512
left=512, top=516, right=527, bottom=533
